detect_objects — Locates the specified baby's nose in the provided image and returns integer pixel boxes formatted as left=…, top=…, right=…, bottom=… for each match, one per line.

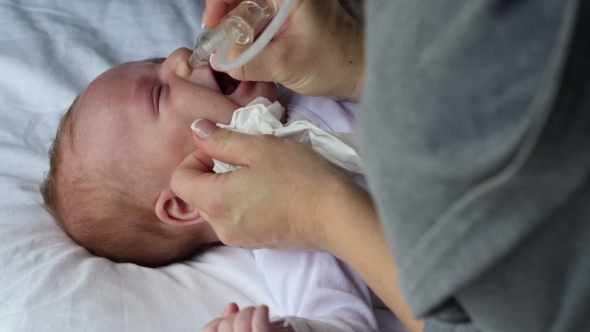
left=162, top=47, right=193, bottom=79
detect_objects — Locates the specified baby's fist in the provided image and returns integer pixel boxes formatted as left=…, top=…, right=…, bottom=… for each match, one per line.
left=203, top=303, right=294, bottom=332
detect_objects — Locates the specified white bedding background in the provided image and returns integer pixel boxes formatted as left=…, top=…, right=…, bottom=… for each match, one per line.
left=0, top=1, right=280, bottom=330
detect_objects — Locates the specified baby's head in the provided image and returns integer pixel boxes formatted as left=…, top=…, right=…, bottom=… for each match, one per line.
left=41, top=48, right=278, bottom=267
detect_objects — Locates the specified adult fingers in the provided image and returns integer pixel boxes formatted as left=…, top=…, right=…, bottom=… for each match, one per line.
left=204, top=0, right=288, bottom=28
left=210, top=39, right=286, bottom=84
left=190, top=119, right=274, bottom=166
left=203, top=0, right=240, bottom=28
left=170, top=146, right=221, bottom=213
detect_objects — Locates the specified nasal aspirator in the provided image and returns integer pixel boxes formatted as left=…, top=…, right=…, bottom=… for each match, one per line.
left=189, top=0, right=295, bottom=72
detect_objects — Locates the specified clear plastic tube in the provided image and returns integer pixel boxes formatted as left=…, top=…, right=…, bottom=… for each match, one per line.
left=188, top=0, right=295, bottom=71
left=189, top=0, right=277, bottom=68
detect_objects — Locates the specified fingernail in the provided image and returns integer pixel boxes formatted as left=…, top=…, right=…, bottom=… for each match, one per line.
left=191, top=119, right=216, bottom=139
left=201, top=8, right=207, bottom=29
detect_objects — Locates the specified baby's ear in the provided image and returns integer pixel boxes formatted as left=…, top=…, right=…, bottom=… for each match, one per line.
left=155, top=188, right=204, bottom=227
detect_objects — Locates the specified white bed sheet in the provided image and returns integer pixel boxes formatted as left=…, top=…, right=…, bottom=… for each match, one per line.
left=0, top=1, right=280, bottom=330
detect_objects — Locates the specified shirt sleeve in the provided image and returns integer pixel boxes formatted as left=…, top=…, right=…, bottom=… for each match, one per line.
left=360, top=0, right=574, bottom=318
left=253, top=250, right=379, bottom=332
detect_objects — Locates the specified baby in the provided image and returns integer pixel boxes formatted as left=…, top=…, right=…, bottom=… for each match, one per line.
left=41, top=48, right=281, bottom=266
left=41, top=47, right=384, bottom=331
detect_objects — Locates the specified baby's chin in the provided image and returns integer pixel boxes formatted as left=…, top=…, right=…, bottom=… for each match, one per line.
left=226, top=81, right=278, bottom=106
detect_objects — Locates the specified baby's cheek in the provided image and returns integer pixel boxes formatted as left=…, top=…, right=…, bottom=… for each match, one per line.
left=166, top=133, right=197, bottom=167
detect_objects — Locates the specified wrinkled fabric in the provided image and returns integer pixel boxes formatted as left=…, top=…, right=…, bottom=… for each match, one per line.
left=214, top=97, right=362, bottom=175
left=361, top=0, right=590, bottom=330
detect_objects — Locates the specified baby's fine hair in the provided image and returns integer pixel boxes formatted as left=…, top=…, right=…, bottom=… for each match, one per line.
left=41, top=98, right=210, bottom=267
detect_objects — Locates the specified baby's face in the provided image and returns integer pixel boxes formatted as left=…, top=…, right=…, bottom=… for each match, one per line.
left=53, top=47, right=278, bottom=257
left=66, top=47, right=277, bottom=191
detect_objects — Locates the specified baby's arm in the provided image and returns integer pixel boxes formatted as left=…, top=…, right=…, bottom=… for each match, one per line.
left=254, top=250, right=380, bottom=332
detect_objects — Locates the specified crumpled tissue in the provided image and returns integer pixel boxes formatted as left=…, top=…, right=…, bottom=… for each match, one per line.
left=213, top=97, right=362, bottom=175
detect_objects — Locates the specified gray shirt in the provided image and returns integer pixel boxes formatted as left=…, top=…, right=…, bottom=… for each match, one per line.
left=359, top=0, right=590, bottom=330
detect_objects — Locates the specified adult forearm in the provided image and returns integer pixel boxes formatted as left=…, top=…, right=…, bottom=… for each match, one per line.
left=317, top=180, right=423, bottom=332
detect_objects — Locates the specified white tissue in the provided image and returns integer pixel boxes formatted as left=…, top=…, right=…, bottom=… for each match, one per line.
left=213, top=97, right=363, bottom=175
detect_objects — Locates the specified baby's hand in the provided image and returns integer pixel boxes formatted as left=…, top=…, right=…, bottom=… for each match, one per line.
left=203, top=303, right=294, bottom=332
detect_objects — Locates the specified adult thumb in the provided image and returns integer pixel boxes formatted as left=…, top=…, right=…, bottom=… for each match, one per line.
left=190, top=119, right=256, bottom=167
left=210, top=42, right=283, bottom=83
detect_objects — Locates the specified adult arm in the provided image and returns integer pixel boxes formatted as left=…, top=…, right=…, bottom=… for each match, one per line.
left=171, top=125, right=423, bottom=331
left=314, top=180, right=423, bottom=332
left=359, top=0, right=582, bottom=331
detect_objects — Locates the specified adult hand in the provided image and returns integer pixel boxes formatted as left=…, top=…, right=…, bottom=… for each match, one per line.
left=173, top=121, right=425, bottom=332
left=202, top=0, right=364, bottom=101
left=170, top=119, right=365, bottom=251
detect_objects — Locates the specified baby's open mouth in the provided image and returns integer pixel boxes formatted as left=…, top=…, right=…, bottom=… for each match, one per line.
left=213, top=71, right=241, bottom=95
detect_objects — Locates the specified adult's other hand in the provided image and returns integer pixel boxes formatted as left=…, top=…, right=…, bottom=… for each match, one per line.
left=202, top=0, right=364, bottom=101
